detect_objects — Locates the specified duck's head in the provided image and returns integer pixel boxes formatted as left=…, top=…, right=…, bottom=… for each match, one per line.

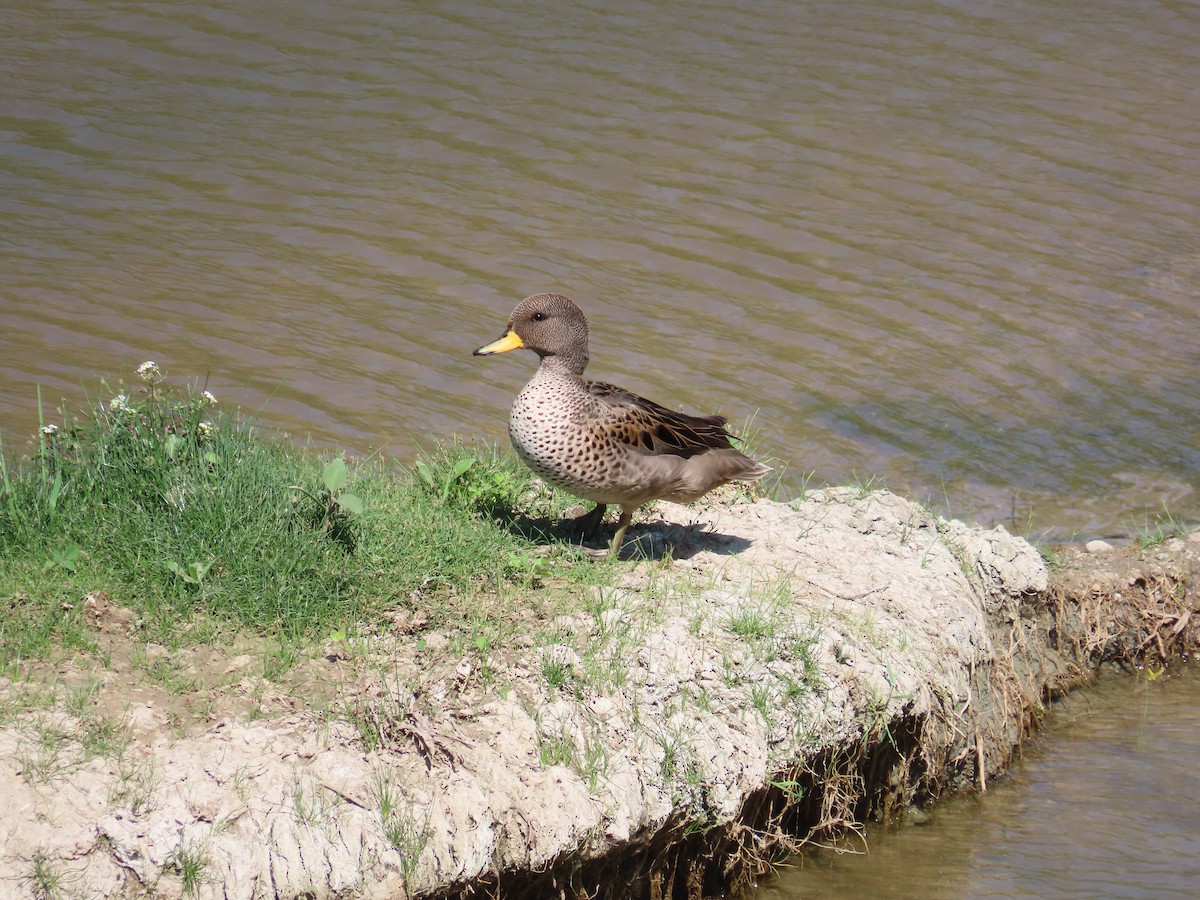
left=474, top=293, right=590, bottom=370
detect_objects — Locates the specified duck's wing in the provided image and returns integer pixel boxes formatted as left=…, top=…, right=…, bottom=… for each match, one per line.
left=582, top=380, right=736, bottom=459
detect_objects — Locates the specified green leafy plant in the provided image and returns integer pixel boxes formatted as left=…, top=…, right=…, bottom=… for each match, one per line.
left=410, top=440, right=559, bottom=522
left=44, top=541, right=81, bottom=573
left=165, top=559, right=214, bottom=587
left=321, top=458, right=364, bottom=515
left=415, top=455, right=475, bottom=505
left=541, top=656, right=571, bottom=690
left=291, top=457, right=363, bottom=551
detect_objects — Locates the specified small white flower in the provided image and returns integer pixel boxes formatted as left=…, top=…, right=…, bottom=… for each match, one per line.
left=202, top=390, right=217, bottom=406
left=136, top=361, right=160, bottom=381
left=197, top=421, right=214, bottom=438
left=40, top=424, right=59, bottom=436
left=108, top=394, right=130, bottom=413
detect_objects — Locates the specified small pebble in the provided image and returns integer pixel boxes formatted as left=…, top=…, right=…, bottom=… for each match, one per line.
left=1085, top=539, right=1112, bottom=554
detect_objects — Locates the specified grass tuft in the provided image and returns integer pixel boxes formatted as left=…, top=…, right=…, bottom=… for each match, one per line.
left=1131, top=504, right=1188, bottom=551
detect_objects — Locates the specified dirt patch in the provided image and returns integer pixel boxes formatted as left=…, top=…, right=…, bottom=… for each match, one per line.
left=2, top=489, right=1196, bottom=899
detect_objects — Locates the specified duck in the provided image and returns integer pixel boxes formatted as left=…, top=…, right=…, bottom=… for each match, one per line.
left=473, top=293, right=771, bottom=554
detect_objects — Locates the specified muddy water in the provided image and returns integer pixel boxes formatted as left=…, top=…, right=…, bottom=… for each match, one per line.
left=762, top=664, right=1200, bottom=899
left=3, top=0, right=1199, bottom=542
left=3, top=0, right=1200, bottom=893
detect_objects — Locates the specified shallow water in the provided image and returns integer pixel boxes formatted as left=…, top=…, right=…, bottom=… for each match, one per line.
left=3, top=0, right=1199, bottom=541
left=760, top=663, right=1200, bottom=899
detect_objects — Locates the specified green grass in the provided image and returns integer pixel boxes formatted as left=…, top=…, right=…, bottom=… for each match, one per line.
left=5, top=678, right=134, bottom=784
left=1131, top=504, right=1188, bottom=551
left=169, top=838, right=208, bottom=897
left=108, top=756, right=158, bottom=814
left=25, top=851, right=74, bottom=900
left=371, top=769, right=431, bottom=880
left=0, top=367, right=613, bottom=665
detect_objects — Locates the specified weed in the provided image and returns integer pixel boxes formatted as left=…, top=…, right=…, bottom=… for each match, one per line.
left=261, top=641, right=301, bottom=681
left=77, top=712, right=130, bottom=759
left=1132, top=504, right=1188, bottom=551
left=412, top=438, right=557, bottom=523
left=533, top=715, right=610, bottom=791
left=169, top=838, right=208, bottom=897
left=291, top=456, right=363, bottom=551
left=292, top=776, right=336, bottom=827
left=1037, top=543, right=1062, bottom=570
left=950, top=540, right=977, bottom=583
left=727, top=412, right=786, bottom=499
left=230, top=765, right=253, bottom=803
left=0, top=363, right=743, bottom=846
left=131, top=647, right=202, bottom=695
left=579, top=731, right=609, bottom=791
left=14, top=699, right=134, bottom=782
left=789, top=468, right=817, bottom=502
left=689, top=684, right=715, bottom=713
left=165, top=558, right=215, bottom=591
left=769, top=777, right=805, bottom=803
left=108, top=757, right=158, bottom=814
left=538, top=732, right=577, bottom=769
left=583, top=586, right=617, bottom=620
left=370, top=769, right=430, bottom=881
left=723, top=580, right=809, bottom=665
left=24, top=851, right=74, bottom=900
left=727, top=604, right=775, bottom=645
left=43, top=541, right=81, bottom=573
left=541, top=654, right=571, bottom=691
left=750, top=683, right=773, bottom=720
left=17, top=715, right=73, bottom=784
left=414, top=453, right=476, bottom=507
left=861, top=668, right=913, bottom=749
left=577, top=643, right=629, bottom=693
left=848, top=471, right=883, bottom=499
left=1, top=370, right=618, bottom=665
left=659, top=732, right=681, bottom=780
left=62, top=680, right=100, bottom=718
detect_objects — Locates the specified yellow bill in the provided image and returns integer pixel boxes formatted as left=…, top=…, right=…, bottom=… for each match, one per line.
left=474, top=330, right=525, bottom=356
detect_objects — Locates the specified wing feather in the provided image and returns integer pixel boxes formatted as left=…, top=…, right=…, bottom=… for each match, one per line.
left=582, top=380, right=737, bottom=459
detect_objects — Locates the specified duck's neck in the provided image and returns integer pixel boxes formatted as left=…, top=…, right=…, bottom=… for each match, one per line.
left=536, top=351, right=588, bottom=380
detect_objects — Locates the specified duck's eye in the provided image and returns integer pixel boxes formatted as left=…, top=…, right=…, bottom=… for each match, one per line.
left=531, top=312, right=547, bottom=322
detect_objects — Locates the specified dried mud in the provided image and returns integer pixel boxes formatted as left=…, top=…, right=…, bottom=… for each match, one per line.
left=2, top=489, right=1197, bottom=899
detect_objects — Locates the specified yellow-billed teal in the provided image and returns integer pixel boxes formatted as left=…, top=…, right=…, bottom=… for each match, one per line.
left=474, top=293, right=771, bottom=553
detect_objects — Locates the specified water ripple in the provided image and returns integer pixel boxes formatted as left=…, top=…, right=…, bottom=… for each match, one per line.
left=2, top=0, right=1199, bottom=538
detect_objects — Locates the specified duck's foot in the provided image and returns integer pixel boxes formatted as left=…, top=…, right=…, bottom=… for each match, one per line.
left=567, top=502, right=608, bottom=542
left=529, top=542, right=612, bottom=560
left=587, top=508, right=639, bottom=559
left=583, top=531, right=659, bottom=561
left=564, top=505, right=650, bottom=560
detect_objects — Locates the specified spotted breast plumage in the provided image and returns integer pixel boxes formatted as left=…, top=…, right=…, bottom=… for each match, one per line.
left=474, top=293, right=771, bottom=554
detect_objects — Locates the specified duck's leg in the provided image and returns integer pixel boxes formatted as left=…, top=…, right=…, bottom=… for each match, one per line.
left=608, top=505, right=636, bottom=554
left=581, top=505, right=638, bottom=560
left=570, top=502, right=607, bottom=541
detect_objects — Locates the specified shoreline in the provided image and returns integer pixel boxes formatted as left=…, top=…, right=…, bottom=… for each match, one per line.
left=2, top=488, right=1197, bottom=898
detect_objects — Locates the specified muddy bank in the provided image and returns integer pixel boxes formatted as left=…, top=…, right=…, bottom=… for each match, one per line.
left=2, top=489, right=1197, bottom=899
